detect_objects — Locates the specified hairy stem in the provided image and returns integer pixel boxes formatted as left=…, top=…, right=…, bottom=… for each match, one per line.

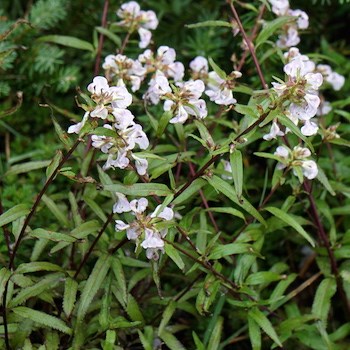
left=226, top=0, right=268, bottom=89
left=94, top=0, right=110, bottom=76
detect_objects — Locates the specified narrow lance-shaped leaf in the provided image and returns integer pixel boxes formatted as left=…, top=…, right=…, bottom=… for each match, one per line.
left=230, top=149, right=243, bottom=198
left=165, top=243, right=185, bottom=270
left=205, top=175, right=266, bottom=226
left=312, top=277, right=337, bottom=326
left=265, top=206, right=315, bottom=247
left=37, top=35, right=95, bottom=52
left=77, top=254, right=111, bottom=321
left=12, top=307, right=72, bottom=335
left=0, top=204, right=29, bottom=227
left=63, top=277, right=78, bottom=317
left=158, top=301, right=177, bottom=336
left=104, top=183, right=172, bottom=197
left=248, top=307, right=282, bottom=347
left=248, top=316, right=262, bottom=350
left=207, top=316, right=223, bottom=350
left=5, top=160, right=51, bottom=176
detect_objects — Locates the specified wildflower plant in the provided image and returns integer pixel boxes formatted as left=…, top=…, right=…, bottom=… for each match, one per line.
left=1, top=0, right=350, bottom=349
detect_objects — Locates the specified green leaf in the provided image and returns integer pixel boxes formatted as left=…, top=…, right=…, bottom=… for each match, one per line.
left=158, top=301, right=177, bottom=335
left=104, top=183, right=172, bottom=196
left=77, top=254, right=111, bottom=321
left=0, top=204, right=29, bottom=227
left=206, top=175, right=266, bottom=226
left=126, top=294, right=144, bottom=323
left=245, top=271, right=283, bottom=285
left=50, top=220, right=100, bottom=254
left=46, top=151, right=62, bottom=181
left=256, top=16, right=294, bottom=48
left=0, top=268, right=11, bottom=303
left=30, top=228, right=77, bottom=243
left=42, top=194, right=69, bottom=227
left=5, top=160, right=51, bottom=176
left=52, top=117, right=73, bottom=148
left=173, top=178, right=207, bottom=205
left=248, top=307, right=282, bottom=347
left=205, top=207, right=245, bottom=221
left=230, top=150, right=243, bottom=197
left=186, top=20, right=232, bottom=28
left=264, top=206, right=315, bottom=247
left=316, top=167, right=336, bottom=196
left=165, top=243, right=185, bottom=270
left=16, top=262, right=64, bottom=274
left=248, top=316, right=262, bottom=350
left=207, top=316, right=223, bottom=350
left=37, top=35, right=95, bottom=52
left=312, top=278, right=337, bottom=326
left=157, top=111, right=173, bottom=138
left=194, top=120, right=215, bottom=149
left=208, top=243, right=250, bottom=260
left=111, top=258, right=127, bottom=305
left=192, top=331, right=205, bottom=350
left=208, top=57, right=226, bottom=79
left=63, top=278, right=78, bottom=317
left=8, top=273, right=62, bottom=308
left=235, top=104, right=259, bottom=118
left=159, top=330, right=186, bottom=350
left=96, top=26, right=121, bottom=47
left=12, top=307, right=72, bottom=334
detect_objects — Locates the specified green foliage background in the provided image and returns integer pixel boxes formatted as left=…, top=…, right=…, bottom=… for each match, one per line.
left=1, top=0, right=350, bottom=349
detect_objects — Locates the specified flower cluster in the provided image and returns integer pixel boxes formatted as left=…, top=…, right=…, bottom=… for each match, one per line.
left=68, top=76, right=149, bottom=175
left=274, top=145, right=318, bottom=180
left=116, top=1, right=158, bottom=48
left=114, top=194, right=174, bottom=260
left=268, top=0, right=309, bottom=48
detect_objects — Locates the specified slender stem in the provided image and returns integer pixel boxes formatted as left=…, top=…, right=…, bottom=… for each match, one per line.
left=73, top=211, right=115, bottom=279
left=0, top=200, right=12, bottom=261
left=226, top=0, right=268, bottom=89
left=119, top=32, right=131, bottom=55
left=303, top=181, right=350, bottom=316
left=188, top=162, right=219, bottom=232
left=236, top=4, right=266, bottom=72
left=94, top=0, right=109, bottom=76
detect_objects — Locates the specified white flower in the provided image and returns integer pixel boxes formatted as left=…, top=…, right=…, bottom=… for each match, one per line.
left=301, top=160, right=318, bottom=179
left=113, top=192, right=132, bottom=213
left=117, top=2, right=158, bottom=49
left=115, top=219, right=130, bottom=231
left=289, top=9, right=309, bottom=29
left=68, top=112, right=90, bottom=134
left=269, top=0, right=289, bottom=16
left=190, top=56, right=208, bottom=73
left=87, top=76, right=110, bottom=95
left=132, top=154, right=148, bottom=175
left=316, top=101, right=332, bottom=116
left=277, top=27, right=300, bottom=48
left=289, top=93, right=320, bottom=121
left=221, top=160, right=233, bottom=180
left=138, top=27, right=152, bottom=48
left=145, top=71, right=171, bottom=104
left=263, top=121, right=284, bottom=141
left=326, top=72, right=345, bottom=91
left=301, top=119, right=318, bottom=136
left=130, top=198, right=148, bottom=214
left=151, top=205, right=174, bottom=221
left=275, top=145, right=289, bottom=157
left=205, top=71, right=237, bottom=106
left=163, top=79, right=207, bottom=124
